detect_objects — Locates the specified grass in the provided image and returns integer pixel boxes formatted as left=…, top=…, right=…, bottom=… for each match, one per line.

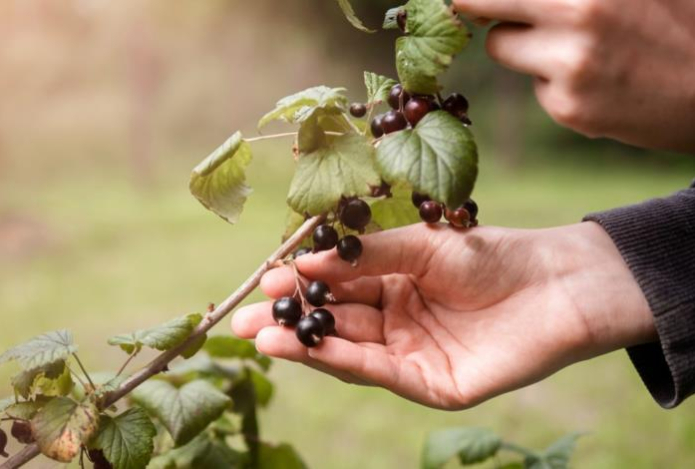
left=1, top=143, right=694, bottom=468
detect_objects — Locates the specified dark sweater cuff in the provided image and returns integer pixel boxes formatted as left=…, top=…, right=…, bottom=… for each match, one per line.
left=584, top=182, right=695, bottom=408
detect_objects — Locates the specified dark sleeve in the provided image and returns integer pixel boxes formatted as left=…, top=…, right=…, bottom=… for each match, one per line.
left=583, top=180, right=695, bottom=408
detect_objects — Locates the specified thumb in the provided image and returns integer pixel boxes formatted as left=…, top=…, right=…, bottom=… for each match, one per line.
left=295, top=223, right=442, bottom=284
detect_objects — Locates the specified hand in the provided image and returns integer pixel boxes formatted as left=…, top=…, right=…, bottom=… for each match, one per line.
left=232, top=222, right=656, bottom=410
left=453, top=0, right=695, bottom=154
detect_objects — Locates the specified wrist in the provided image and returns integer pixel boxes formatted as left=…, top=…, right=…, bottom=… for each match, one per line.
left=547, top=222, right=657, bottom=359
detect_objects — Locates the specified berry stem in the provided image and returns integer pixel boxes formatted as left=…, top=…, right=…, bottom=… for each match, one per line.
left=0, top=214, right=328, bottom=469
left=246, top=131, right=346, bottom=144
left=115, top=349, right=140, bottom=378
left=72, top=353, right=96, bottom=391
left=290, top=261, right=310, bottom=314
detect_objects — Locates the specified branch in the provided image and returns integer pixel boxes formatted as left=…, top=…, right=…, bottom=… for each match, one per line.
left=0, top=215, right=325, bottom=469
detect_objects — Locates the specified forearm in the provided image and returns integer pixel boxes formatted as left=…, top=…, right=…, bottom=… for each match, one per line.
left=584, top=182, right=695, bottom=407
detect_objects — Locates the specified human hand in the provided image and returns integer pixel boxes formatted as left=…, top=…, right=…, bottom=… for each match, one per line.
left=232, top=222, right=656, bottom=410
left=453, top=0, right=695, bottom=154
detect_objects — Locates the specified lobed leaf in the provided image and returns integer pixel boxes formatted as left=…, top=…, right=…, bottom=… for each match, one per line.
left=11, top=360, right=67, bottom=399
left=31, top=397, right=99, bottom=463
left=364, top=72, right=398, bottom=105
left=147, top=432, right=246, bottom=469
left=336, top=0, right=376, bottom=33
left=0, top=330, right=77, bottom=372
left=90, top=407, right=157, bottom=469
left=259, top=442, right=307, bottom=469
left=258, top=86, right=349, bottom=130
left=249, top=369, right=274, bottom=408
left=422, top=427, right=501, bottom=469
left=370, top=183, right=421, bottom=230
left=4, top=400, right=44, bottom=420
left=190, top=132, right=253, bottom=225
left=376, top=111, right=478, bottom=209
left=396, top=0, right=469, bottom=94
left=288, top=133, right=381, bottom=215
left=132, top=379, right=231, bottom=447
left=108, top=313, right=203, bottom=355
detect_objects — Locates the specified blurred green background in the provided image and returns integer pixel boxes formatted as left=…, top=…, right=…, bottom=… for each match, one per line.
left=1, top=1, right=694, bottom=468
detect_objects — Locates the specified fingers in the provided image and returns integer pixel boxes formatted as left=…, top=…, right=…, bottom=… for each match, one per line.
left=232, top=301, right=385, bottom=344
left=255, top=327, right=372, bottom=386
left=260, top=266, right=382, bottom=307
left=295, top=224, right=437, bottom=284
left=485, top=23, right=551, bottom=77
left=453, top=0, right=542, bottom=24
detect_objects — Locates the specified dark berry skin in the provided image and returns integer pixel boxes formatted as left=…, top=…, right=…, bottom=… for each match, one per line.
left=388, top=84, right=411, bottom=110
left=396, top=10, right=407, bottom=32
left=310, top=308, right=336, bottom=336
left=88, top=449, right=113, bottom=469
left=445, top=207, right=471, bottom=228
left=296, top=315, right=326, bottom=347
left=382, top=110, right=408, bottom=134
left=371, top=181, right=392, bottom=198
left=411, top=192, right=431, bottom=209
left=371, top=114, right=385, bottom=138
left=340, top=199, right=372, bottom=231
left=349, top=103, right=367, bottom=118
left=404, top=97, right=432, bottom=126
left=443, top=93, right=469, bottom=119
left=293, top=247, right=312, bottom=259
left=313, top=225, right=339, bottom=252
left=337, top=235, right=363, bottom=263
left=272, top=297, right=303, bottom=327
left=461, top=115, right=472, bottom=126
left=0, top=428, right=8, bottom=458
left=306, top=281, right=332, bottom=307
left=10, top=420, right=34, bottom=445
left=463, top=198, right=479, bottom=220
left=419, top=201, right=443, bottom=224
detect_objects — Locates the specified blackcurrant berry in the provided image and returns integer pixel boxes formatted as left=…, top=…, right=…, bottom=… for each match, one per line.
left=313, top=225, right=339, bottom=252
left=293, top=247, right=312, bottom=259
left=0, top=428, right=8, bottom=458
left=306, top=281, right=332, bottom=307
left=349, top=103, right=367, bottom=118
left=340, top=199, right=372, bottom=231
left=88, top=449, right=113, bottom=469
left=371, top=114, right=385, bottom=138
left=371, top=181, right=392, bottom=198
left=419, top=201, right=443, bottom=224
left=463, top=198, right=479, bottom=220
left=382, top=110, right=408, bottom=134
left=396, top=10, right=407, bottom=32
left=411, top=192, right=431, bottom=209
left=461, top=115, right=472, bottom=126
left=296, top=315, right=326, bottom=347
left=388, top=84, right=411, bottom=110
left=404, top=97, right=432, bottom=127
left=272, top=297, right=303, bottom=327
left=10, top=420, right=34, bottom=445
left=445, top=207, right=471, bottom=228
left=310, top=308, right=337, bottom=336
left=443, top=93, right=469, bottom=119
left=337, top=235, right=363, bottom=263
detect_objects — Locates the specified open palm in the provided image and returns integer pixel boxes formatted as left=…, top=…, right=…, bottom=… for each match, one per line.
left=232, top=222, right=652, bottom=409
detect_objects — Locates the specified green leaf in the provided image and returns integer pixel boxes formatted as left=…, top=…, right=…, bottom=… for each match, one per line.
left=108, top=313, right=203, bottom=355
left=364, top=72, right=398, bottom=105
left=383, top=6, right=406, bottom=30
left=249, top=369, right=274, bottom=407
left=422, top=427, right=501, bottom=469
left=376, top=111, right=478, bottom=208
left=370, top=184, right=421, bottom=230
left=90, top=407, right=157, bottom=469
left=297, top=108, right=352, bottom=154
left=288, top=133, right=381, bottom=215
left=282, top=209, right=312, bottom=247
left=0, top=330, right=77, bottom=372
left=527, top=433, right=583, bottom=469
left=0, top=397, right=14, bottom=413
left=147, top=433, right=246, bottom=469
left=11, top=360, right=67, bottom=399
left=167, top=353, right=240, bottom=382
left=204, top=336, right=256, bottom=360
left=258, top=86, right=348, bottom=130
left=336, top=0, right=376, bottom=33
left=33, top=363, right=73, bottom=398
left=396, top=0, right=469, bottom=94
left=180, top=334, right=207, bottom=360
left=132, top=380, right=231, bottom=447
left=4, top=400, right=44, bottom=420
left=31, top=397, right=99, bottom=463
left=259, top=442, right=307, bottom=469
left=190, top=132, right=253, bottom=225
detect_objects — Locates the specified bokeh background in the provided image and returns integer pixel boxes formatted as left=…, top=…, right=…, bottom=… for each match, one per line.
left=1, top=1, right=694, bottom=467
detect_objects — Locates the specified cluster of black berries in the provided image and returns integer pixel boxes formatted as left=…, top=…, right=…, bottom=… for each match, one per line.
left=272, top=281, right=337, bottom=348
left=413, top=193, right=479, bottom=228
left=0, top=421, right=35, bottom=459
left=349, top=84, right=471, bottom=138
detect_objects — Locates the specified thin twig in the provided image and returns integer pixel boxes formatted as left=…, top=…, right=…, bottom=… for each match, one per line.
left=72, top=354, right=95, bottom=390
left=0, top=214, right=326, bottom=469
